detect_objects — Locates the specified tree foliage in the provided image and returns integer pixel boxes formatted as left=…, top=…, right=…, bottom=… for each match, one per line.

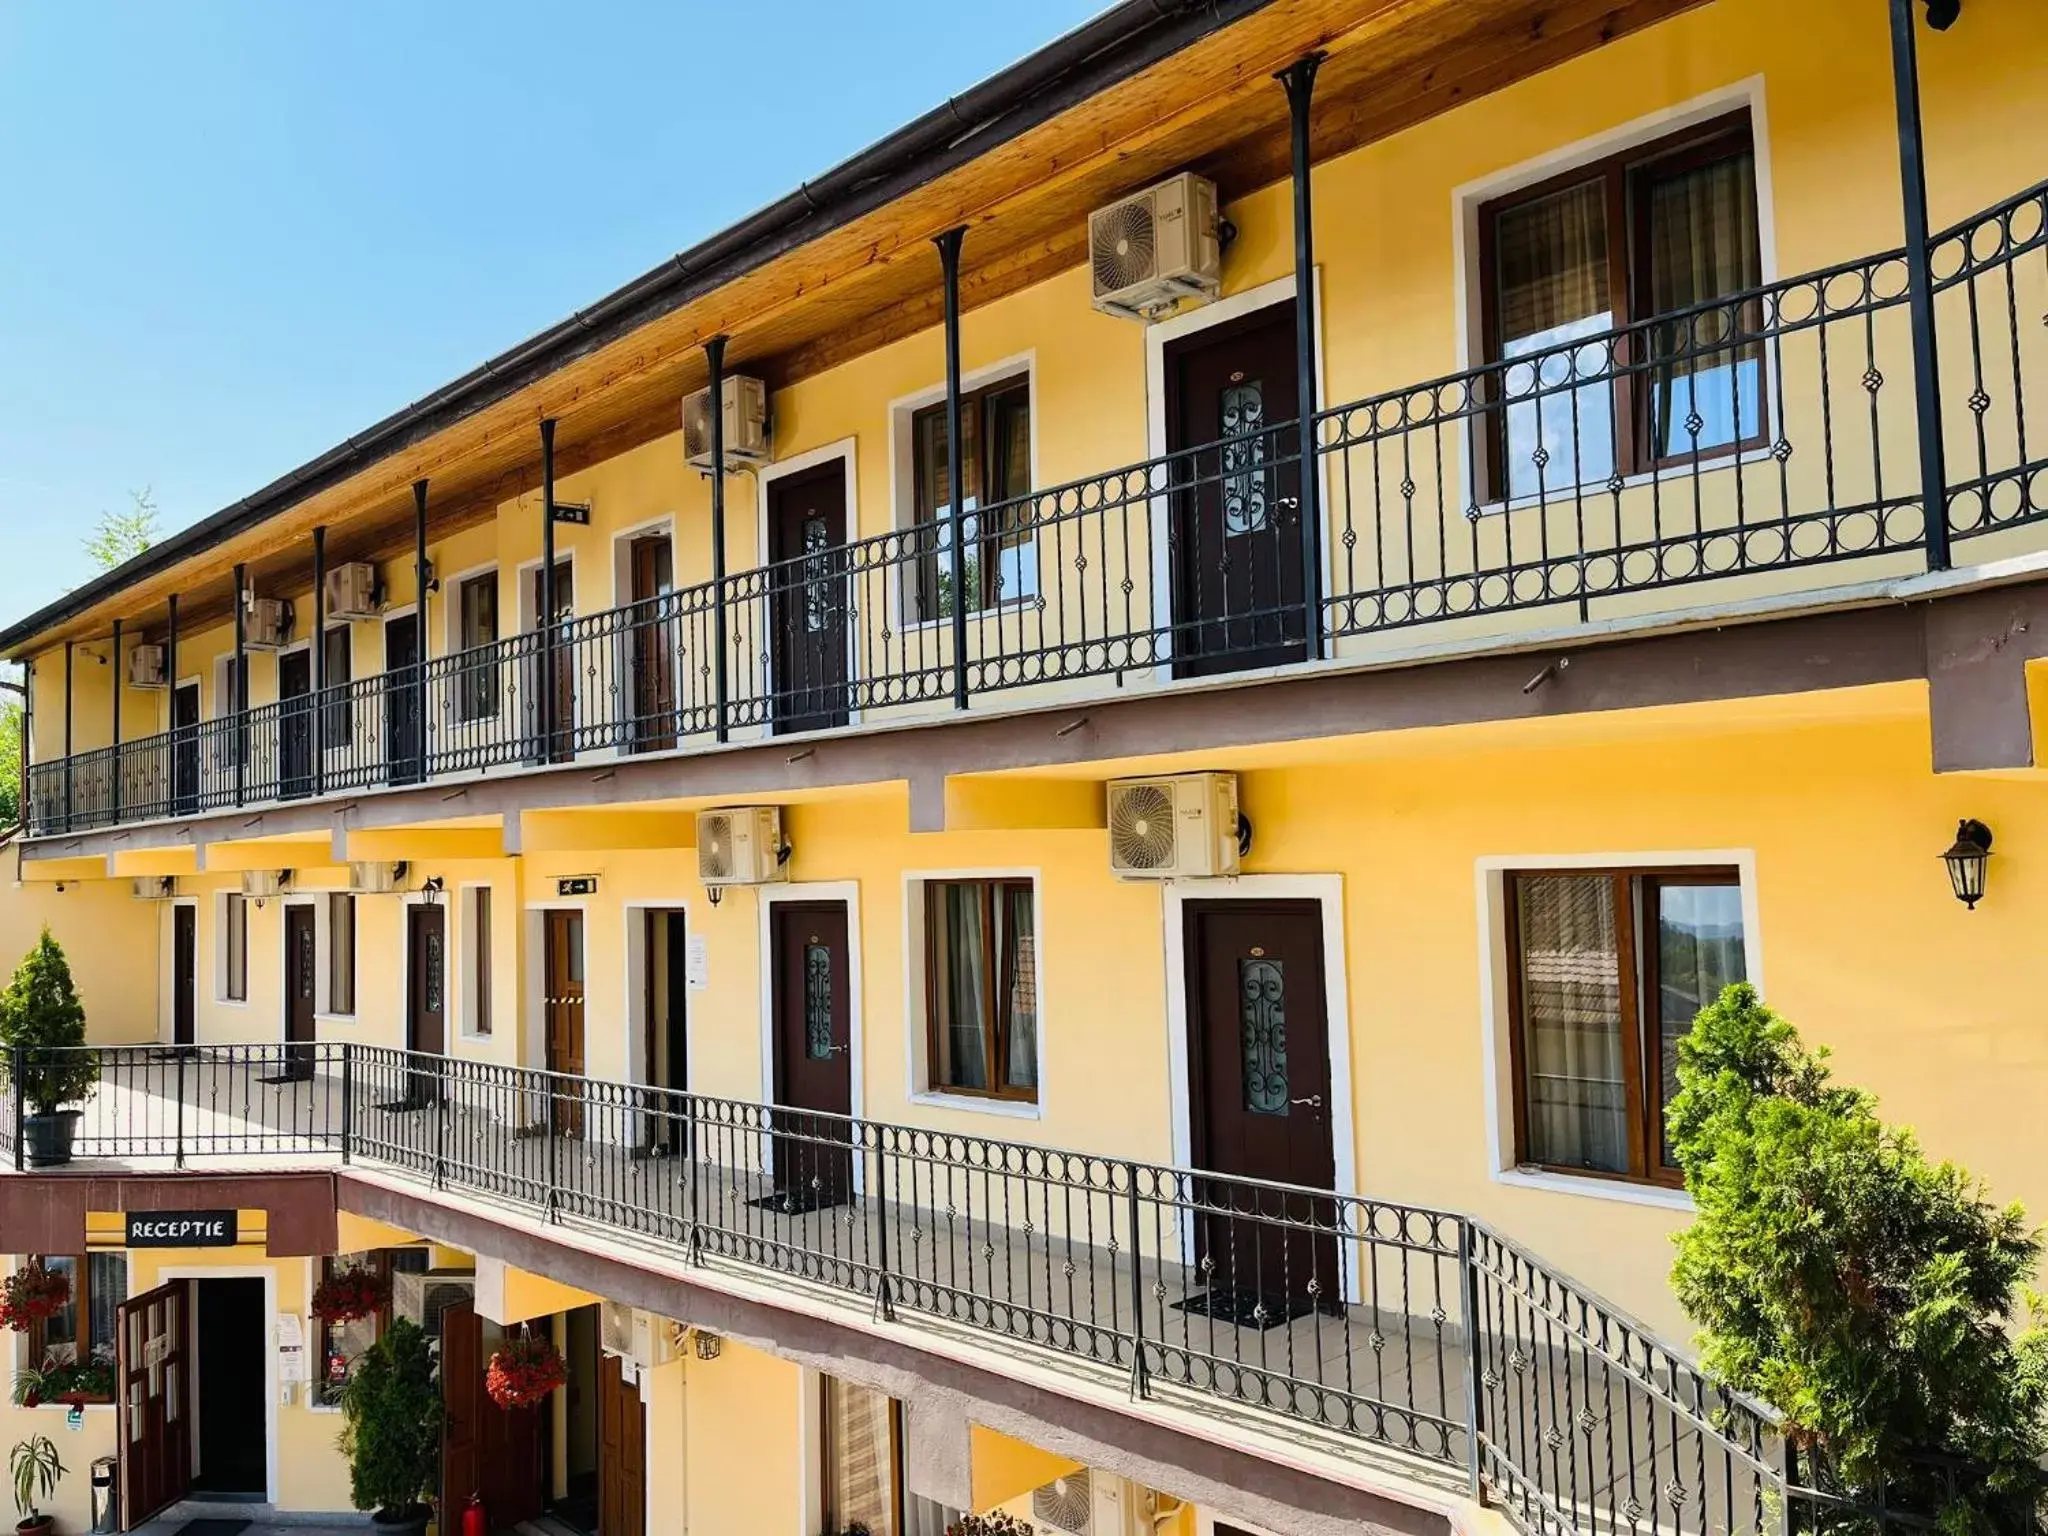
left=340, top=1316, right=441, bottom=1518
left=0, top=929, right=96, bottom=1116
left=0, top=697, right=18, bottom=828
left=82, top=488, right=159, bottom=573
left=1669, top=983, right=2048, bottom=1531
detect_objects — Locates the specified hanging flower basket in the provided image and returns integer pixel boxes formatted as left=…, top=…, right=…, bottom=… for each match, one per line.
left=485, top=1329, right=566, bottom=1409
left=0, top=1262, right=70, bottom=1333
left=310, top=1265, right=390, bottom=1324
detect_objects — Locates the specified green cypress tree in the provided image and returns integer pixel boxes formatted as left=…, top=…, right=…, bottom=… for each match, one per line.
left=0, top=927, right=96, bottom=1115
left=1669, top=983, right=2048, bottom=1532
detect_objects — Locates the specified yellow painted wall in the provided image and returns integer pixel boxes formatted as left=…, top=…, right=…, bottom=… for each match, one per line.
left=681, top=1340, right=804, bottom=1536
left=0, top=867, right=160, bottom=1043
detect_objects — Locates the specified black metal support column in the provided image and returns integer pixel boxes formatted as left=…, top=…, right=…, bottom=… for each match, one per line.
left=61, top=641, right=73, bottom=831
left=233, top=561, right=247, bottom=806
left=704, top=336, right=731, bottom=743
left=110, top=618, right=122, bottom=826
left=311, top=526, right=326, bottom=795
left=935, top=227, right=969, bottom=709
left=1889, top=0, right=1951, bottom=571
left=15, top=662, right=28, bottom=837
left=413, top=479, right=430, bottom=776
left=1279, top=53, right=1326, bottom=659
left=540, top=421, right=558, bottom=758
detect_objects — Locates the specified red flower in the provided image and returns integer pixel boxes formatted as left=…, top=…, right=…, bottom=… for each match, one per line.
left=310, top=1266, right=390, bottom=1324
left=485, top=1330, right=566, bottom=1409
left=0, top=1263, right=70, bottom=1333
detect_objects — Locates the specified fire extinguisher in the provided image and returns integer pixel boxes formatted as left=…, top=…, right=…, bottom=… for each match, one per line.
left=461, top=1494, right=488, bottom=1536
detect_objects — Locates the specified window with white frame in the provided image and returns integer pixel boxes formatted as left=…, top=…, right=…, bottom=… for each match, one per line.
left=919, top=878, right=1039, bottom=1103
left=222, top=892, right=248, bottom=1002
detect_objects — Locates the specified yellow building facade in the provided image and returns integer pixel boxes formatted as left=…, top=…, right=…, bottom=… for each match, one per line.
left=3, top=0, right=2047, bottom=1533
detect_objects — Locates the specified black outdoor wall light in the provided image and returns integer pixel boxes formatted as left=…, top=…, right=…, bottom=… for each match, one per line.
left=1941, top=819, right=1993, bottom=910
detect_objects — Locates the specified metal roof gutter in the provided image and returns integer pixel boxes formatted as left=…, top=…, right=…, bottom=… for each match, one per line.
left=1, top=0, right=1276, bottom=657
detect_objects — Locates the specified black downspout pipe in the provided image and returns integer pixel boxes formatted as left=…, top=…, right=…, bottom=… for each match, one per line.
left=705, top=336, right=731, bottom=743
left=110, top=618, right=122, bottom=827
left=540, top=421, right=558, bottom=760
left=312, top=526, right=326, bottom=796
left=1279, top=54, right=1325, bottom=660
left=233, top=561, right=247, bottom=807
left=166, top=594, right=179, bottom=815
left=935, top=227, right=969, bottom=709
left=61, top=641, right=72, bottom=833
left=16, top=661, right=29, bottom=836
left=1889, top=0, right=1951, bottom=571
left=414, top=479, right=430, bottom=778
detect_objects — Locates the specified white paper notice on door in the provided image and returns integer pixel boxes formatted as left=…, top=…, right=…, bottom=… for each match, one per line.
left=686, top=934, right=710, bottom=992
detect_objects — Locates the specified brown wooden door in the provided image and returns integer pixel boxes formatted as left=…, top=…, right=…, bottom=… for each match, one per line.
left=529, top=562, right=576, bottom=762
left=172, top=904, right=197, bottom=1047
left=769, top=901, right=853, bottom=1209
left=407, top=904, right=447, bottom=1105
left=1166, top=303, right=1307, bottom=677
left=441, top=1302, right=544, bottom=1533
left=117, top=1279, right=192, bottom=1530
left=278, top=648, right=313, bottom=798
left=1183, top=899, right=1338, bottom=1320
left=627, top=535, right=677, bottom=753
left=384, top=612, right=425, bottom=785
left=285, top=903, right=318, bottom=1077
left=171, top=682, right=201, bottom=813
left=546, top=909, right=587, bottom=1135
left=597, top=1353, right=646, bottom=1536
left=768, top=461, right=851, bottom=735
left=642, top=909, right=688, bottom=1155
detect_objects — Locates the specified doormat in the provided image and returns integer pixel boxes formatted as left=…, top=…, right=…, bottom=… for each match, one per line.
left=171, top=1520, right=253, bottom=1536
left=256, top=1068, right=315, bottom=1085
left=373, top=1095, right=435, bottom=1114
left=1170, top=1287, right=1323, bottom=1330
left=746, top=1186, right=850, bottom=1216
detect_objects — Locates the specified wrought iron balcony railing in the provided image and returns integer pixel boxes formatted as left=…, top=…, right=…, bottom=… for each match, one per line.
left=1, top=1041, right=2023, bottom=1536
left=23, top=179, right=2048, bottom=839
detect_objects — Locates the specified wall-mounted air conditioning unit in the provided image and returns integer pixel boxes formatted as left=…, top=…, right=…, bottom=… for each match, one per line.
left=131, top=876, right=175, bottom=902
left=1088, top=172, right=1222, bottom=321
left=682, top=376, right=771, bottom=469
left=394, top=1272, right=475, bottom=1339
left=128, top=643, right=168, bottom=690
left=1106, top=771, right=1241, bottom=880
left=241, top=869, right=290, bottom=900
left=324, top=562, right=380, bottom=620
left=600, top=1302, right=682, bottom=1372
left=1029, top=1471, right=1162, bottom=1536
left=348, top=861, right=406, bottom=895
left=242, top=597, right=294, bottom=651
left=697, top=806, right=787, bottom=889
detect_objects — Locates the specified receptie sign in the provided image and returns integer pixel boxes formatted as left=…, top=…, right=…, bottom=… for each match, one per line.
left=125, top=1210, right=238, bottom=1247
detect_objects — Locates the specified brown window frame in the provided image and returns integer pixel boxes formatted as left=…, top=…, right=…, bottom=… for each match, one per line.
left=470, top=886, right=493, bottom=1038
left=922, top=878, right=1038, bottom=1104
left=910, top=376, right=1033, bottom=620
left=27, top=1253, right=126, bottom=1405
left=315, top=1246, right=430, bottom=1407
left=320, top=624, right=353, bottom=744
left=820, top=1376, right=904, bottom=1536
left=224, top=892, right=249, bottom=1002
left=327, top=893, right=357, bottom=1016
left=1476, top=111, right=1766, bottom=503
left=1503, top=866, right=1744, bottom=1188
left=456, top=572, right=501, bottom=724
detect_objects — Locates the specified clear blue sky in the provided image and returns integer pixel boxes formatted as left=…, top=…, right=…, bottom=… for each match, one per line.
left=0, top=0, right=1105, bottom=629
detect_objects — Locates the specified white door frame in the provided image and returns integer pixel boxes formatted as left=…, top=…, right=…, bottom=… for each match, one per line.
left=154, top=1265, right=282, bottom=1504
left=755, top=438, right=863, bottom=732
left=756, top=881, right=865, bottom=1186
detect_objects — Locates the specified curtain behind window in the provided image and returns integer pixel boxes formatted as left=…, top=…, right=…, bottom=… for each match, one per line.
left=932, top=885, right=991, bottom=1090
left=823, top=1377, right=897, bottom=1536
left=1001, top=885, right=1037, bottom=1090
left=1515, top=874, right=1628, bottom=1172
left=1645, top=151, right=1763, bottom=456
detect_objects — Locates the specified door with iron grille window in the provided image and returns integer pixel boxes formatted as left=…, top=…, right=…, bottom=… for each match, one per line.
left=627, top=534, right=678, bottom=752
left=546, top=909, right=587, bottom=1135
left=768, top=462, right=851, bottom=735
left=278, top=649, right=313, bottom=798
left=1182, top=899, right=1338, bottom=1323
left=406, top=903, right=446, bottom=1106
left=284, top=903, right=317, bottom=1078
left=1166, top=304, right=1307, bottom=677
left=116, top=1279, right=192, bottom=1530
left=384, top=612, right=424, bottom=785
left=769, top=901, right=852, bottom=1210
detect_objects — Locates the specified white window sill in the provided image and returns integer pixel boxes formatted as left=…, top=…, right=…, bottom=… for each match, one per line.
left=214, top=999, right=250, bottom=1010
left=1470, top=443, right=1779, bottom=520
left=25, top=1402, right=113, bottom=1414
left=1492, top=1166, right=1695, bottom=1213
left=906, top=1090, right=1043, bottom=1122
left=314, top=1013, right=358, bottom=1026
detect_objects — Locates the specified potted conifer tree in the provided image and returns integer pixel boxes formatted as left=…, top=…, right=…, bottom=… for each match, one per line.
left=340, top=1317, right=441, bottom=1536
left=0, top=930, right=98, bottom=1168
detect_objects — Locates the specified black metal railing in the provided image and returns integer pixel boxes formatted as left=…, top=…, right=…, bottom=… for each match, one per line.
left=4, top=1041, right=2028, bottom=1536
left=24, top=178, right=2048, bottom=839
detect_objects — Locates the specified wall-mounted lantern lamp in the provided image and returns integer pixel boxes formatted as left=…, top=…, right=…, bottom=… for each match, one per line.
left=1941, top=818, right=1993, bottom=910
left=419, top=875, right=446, bottom=904
left=692, top=1330, right=722, bottom=1362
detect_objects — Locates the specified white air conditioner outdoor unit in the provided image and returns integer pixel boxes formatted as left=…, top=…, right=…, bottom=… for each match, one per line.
left=242, top=597, right=294, bottom=651
left=348, top=860, right=406, bottom=895
left=600, top=1302, right=683, bottom=1372
left=682, top=375, right=771, bottom=469
left=131, top=876, right=175, bottom=902
left=127, top=643, right=168, bottom=690
left=1029, top=1471, right=1161, bottom=1536
left=393, top=1272, right=475, bottom=1340
left=1106, top=771, right=1241, bottom=880
left=324, top=562, right=380, bottom=620
left=696, top=806, right=787, bottom=889
left=1088, top=172, right=1222, bottom=321
left=241, top=869, right=290, bottom=900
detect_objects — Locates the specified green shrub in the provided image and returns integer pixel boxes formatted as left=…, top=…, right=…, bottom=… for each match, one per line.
left=340, top=1316, right=441, bottom=1518
left=1668, top=983, right=2048, bottom=1531
left=0, top=928, right=96, bottom=1115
